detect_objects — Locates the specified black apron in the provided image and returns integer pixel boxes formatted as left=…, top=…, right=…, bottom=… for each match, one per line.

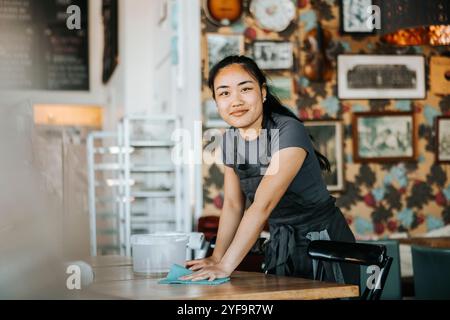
left=233, top=134, right=359, bottom=286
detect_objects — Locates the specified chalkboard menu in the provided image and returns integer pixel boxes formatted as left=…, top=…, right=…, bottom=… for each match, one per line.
left=0, top=0, right=89, bottom=90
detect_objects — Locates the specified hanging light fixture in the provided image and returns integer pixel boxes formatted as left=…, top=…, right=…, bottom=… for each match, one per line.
left=379, top=0, right=450, bottom=46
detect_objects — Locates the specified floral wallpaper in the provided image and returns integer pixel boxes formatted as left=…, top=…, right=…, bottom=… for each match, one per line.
left=201, top=0, right=450, bottom=239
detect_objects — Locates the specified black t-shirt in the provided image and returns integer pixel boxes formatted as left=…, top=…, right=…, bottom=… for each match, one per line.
left=221, top=113, right=330, bottom=207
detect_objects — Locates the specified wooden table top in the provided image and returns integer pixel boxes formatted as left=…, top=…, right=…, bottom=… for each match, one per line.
left=83, top=256, right=359, bottom=300
left=84, top=255, right=133, bottom=268
left=398, top=237, right=450, bottom=248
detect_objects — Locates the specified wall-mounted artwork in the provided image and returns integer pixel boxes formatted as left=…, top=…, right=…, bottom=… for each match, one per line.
left=252, top=41, right=293, bottom=70
left=203, top=0, right=244, bottom=26
left=430, top=56, right=450, bottom=95
left=339, top=0, right=376, bottom=34
left=305, top=120, right=345, bottom=191
left=249, top=0, right=296, bottom=32
left=352, top=111, right=416, bottom=162
left=436, top=116, right=450, bottom=163
left=206, top=33, right=244, bottom=71
left=338, top=55, right=426, bottom=99
left=267, top=76, right=294, bottom=100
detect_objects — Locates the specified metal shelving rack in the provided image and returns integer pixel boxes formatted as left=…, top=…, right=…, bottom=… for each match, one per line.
left=87, top=129, right=131, bottom=256
left=120, top=115, right=183, bottom=256
left=88, top=115, right=185, bottom=257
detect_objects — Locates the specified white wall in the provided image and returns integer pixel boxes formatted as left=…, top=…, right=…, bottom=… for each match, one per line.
left=104, top=0, right=202, bottom=233
left=173, top=0, right=203, bottom=231
left=120, top=0, right=155, bottom=115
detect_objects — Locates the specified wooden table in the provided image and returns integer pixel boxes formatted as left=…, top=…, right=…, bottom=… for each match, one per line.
left=398, top=237, right=450, bottom=249
left=83, top=256, right=359, bottom=300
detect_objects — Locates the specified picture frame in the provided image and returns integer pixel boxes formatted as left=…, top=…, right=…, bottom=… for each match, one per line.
left=430, top=56, right=450, bottom=95
left=436, top=116, right=450, bottom=163
left=252, top=41, right=293, bottom=70
left=352, top=111, right=416, bottom=163
left=304, top=120, right=345, bottom=192
left=338, top=55, right=426, bottom=99
left=267, top=76, right=294, bottom=100
left=339, top=0, right=377, bottom=35
left=203, top=99, right=228, bottom=128
left=206, top=33, right=244, bottom=72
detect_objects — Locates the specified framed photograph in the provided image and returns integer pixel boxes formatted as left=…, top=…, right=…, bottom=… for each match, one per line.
left=267, top=76, right=294, bottom=100
left=304, top=120, right=344, bottom=192
left=339, top=0, right=376, bottom=34
left=338, top=55, right=426, bottom=99
left=430, top=56, right=450, bottom=95
left=206, top=33, right=244, bottom=72
left=203, top=99, right=228, bottom=128
left=252, top=41, right=293, bottom=70
left=352, top=111, right=416, bottom=163
left=436, top=116, right=450, bottom=163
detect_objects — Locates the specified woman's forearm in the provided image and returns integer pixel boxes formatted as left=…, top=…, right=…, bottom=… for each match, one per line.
left=212, top=203, right=244, bottom=260
left=219, top=204, right=269, bottom=272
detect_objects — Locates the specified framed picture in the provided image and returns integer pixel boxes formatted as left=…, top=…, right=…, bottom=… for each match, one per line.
left=267, top=76, right=294, bottom=100
left=436, top=116, right=450, bottom=163
left=252, top=41, right=293, bottom=70
left=338, top=55, right=426, bottom=99
left=339, top=0, right=377, bottom=34
left=206, top=33, right=244, bottom=72
left=304, top=120, right=344, bottom=192
left=352, top=111, right=416, bottom=163
left=203, top=99, right=228, bottom=128
left=430, top=56, right=450, bottom=95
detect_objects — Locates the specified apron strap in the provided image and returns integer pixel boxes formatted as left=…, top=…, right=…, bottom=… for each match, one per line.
left=263, top=225, right=296, bottom=276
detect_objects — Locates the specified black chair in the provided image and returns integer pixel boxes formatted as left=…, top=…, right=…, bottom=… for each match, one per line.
left=307, top=240, right=393, bottom=300
left=358, top=240, right=402, bottom=299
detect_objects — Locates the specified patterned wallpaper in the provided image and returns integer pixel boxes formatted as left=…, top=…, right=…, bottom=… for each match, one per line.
left=200, top=0, right=450, bottom=239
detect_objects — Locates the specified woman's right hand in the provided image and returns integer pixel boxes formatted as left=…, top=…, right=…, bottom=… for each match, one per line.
left=185, top=255, right=221, bottom=271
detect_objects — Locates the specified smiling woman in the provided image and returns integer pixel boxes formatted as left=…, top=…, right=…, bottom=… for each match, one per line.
left=181, top=55, right=359, bottom=286
left=212, top=63, right=266, bottom=139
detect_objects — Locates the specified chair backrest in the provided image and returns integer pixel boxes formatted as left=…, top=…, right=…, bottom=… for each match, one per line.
left=197, top=216, right=219, bottom=241
left=358, top=240, right=402, bottom=300
left=411, top=245, right=450, bottom=300
left=307, top=240, right=393, bottom=300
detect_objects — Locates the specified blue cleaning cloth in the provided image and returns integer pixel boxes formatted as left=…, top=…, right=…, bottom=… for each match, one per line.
left=158, top=264, right=230, bottom=285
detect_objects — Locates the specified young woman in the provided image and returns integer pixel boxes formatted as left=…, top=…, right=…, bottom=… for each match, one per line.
left=181, top=55, right=359, bottom=285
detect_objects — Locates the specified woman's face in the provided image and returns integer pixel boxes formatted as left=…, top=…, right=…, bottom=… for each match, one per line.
left=213, top=64, right=266, bottom=130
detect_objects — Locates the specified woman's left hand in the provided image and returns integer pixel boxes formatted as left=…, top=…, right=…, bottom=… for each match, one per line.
left=178, top=263, right=233, bottom=281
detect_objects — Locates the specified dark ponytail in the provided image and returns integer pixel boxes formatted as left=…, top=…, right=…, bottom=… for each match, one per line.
left=209, top=55, right=331, bottom=172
